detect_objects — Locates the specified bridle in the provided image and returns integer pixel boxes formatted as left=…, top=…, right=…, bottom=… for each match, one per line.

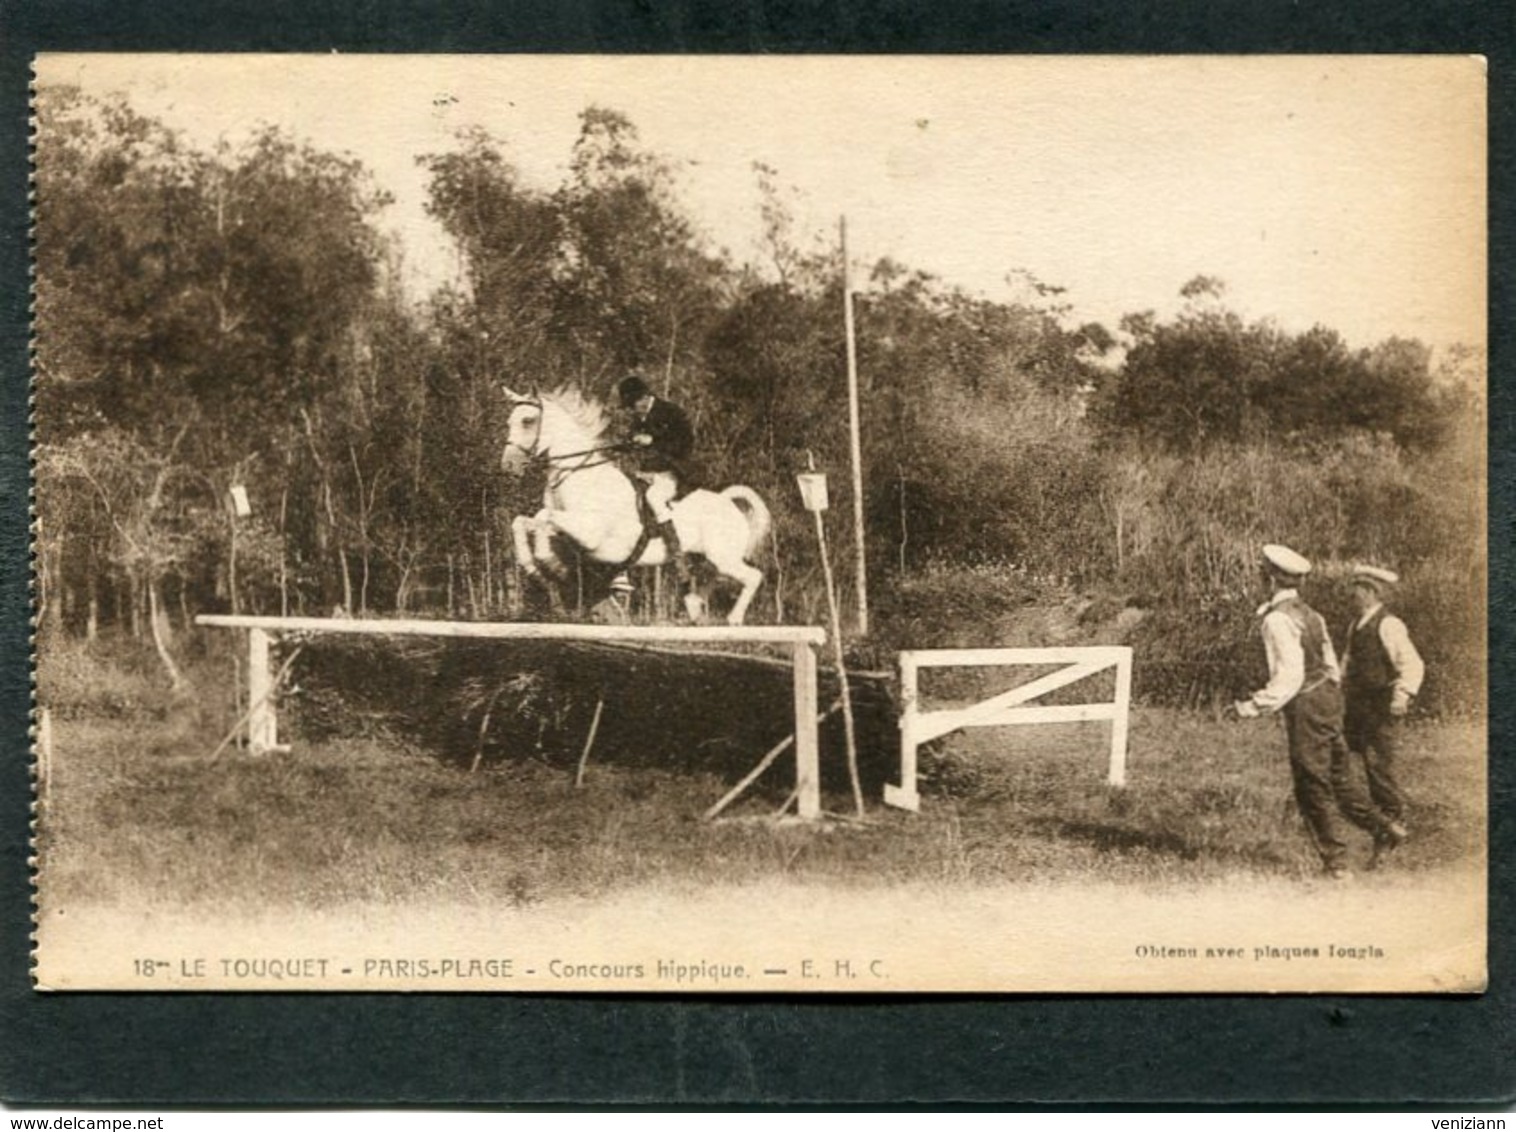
left=503, top=394, right=547, bottom=461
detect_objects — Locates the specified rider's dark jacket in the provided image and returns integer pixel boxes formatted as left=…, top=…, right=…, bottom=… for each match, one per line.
left=631, top=397, right=694, bottom=478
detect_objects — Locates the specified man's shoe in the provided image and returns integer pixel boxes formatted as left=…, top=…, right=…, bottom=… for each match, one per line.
left=1325, top=865, right=1352, bottom=881
left=1369, top=821, right=1408, bottom=870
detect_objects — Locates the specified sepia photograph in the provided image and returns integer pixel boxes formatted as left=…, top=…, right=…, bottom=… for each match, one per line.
left=29, top=54, right=1487, bottom=993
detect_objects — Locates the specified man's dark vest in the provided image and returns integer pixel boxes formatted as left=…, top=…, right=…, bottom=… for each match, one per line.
left=1277, top=596, right=1332, bottom=687
left=1346, top=607, right=1394, bottom=691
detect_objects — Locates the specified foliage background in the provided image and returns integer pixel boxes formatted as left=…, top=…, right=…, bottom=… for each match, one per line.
left=33, top=86, right=1486, bottom=713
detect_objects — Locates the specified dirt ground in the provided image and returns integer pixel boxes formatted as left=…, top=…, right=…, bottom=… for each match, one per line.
left=35, top=864, right=1486, bottom=993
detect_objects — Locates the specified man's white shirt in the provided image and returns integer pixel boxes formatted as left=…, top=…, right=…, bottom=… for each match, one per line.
left=1247, top=588, right=1342, bottom=714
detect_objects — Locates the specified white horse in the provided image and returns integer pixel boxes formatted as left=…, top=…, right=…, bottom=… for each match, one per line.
left=500, top=386, right=772, bottom=626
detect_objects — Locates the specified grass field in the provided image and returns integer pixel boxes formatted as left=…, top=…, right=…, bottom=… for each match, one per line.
left=36, top=670, right=1485, bottom=914
left=32, top=639, right=1487, bottom=993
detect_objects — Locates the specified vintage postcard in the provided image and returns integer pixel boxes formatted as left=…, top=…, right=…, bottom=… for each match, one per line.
left=30, top=54, right=1486, bottom=992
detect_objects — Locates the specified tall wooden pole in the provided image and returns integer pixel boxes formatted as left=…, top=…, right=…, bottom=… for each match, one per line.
left=840, top=217, right=869, bottom=636
left=813, top=507, right=864, bottom=816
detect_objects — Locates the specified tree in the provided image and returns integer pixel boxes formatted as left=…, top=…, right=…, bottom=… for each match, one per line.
left=1263, top=323, right=1357, bottom=438
left=36, top=89, right=391, bottom=449
left=34, top=84, right=397, bottom=629
left=1101, top=297, right=1273, bottom=450
left=1357, top=337, right=1442, bottom=450
left=552, top=107, right=725, bottom=383
left=38, top=430, right=202, bottom=686
left=33, top=86, right=206, bottom=442
left=1100, top=277, right=1453, bottom=455
left=420, top=128, right=562, bottom=385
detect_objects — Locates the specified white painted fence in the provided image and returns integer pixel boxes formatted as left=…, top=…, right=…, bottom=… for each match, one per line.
left=885, top=646, right=1134, bottom=812
left=196, top=615, right=828, bottom=819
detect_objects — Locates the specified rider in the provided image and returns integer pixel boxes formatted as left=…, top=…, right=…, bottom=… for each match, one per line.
left=617, top=373, right=694, bottom=576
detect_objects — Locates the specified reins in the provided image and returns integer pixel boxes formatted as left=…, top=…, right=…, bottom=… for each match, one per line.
left=541, top=448, right=628, bottom=495
left=543, top=441, right=630, bottom=463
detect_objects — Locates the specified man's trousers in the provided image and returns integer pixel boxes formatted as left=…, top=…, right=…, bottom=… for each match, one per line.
left=1345, top=686, right=1407, bottom=823
left=1283, top=681, right=1391, bottom=869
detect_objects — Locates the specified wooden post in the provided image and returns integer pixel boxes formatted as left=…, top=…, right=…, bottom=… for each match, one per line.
left=575, top=696, right=606, bottom=787
left=704, top=699, right=842, bottom=821
left=812, top=507, right=864, bottom=815
left=840, top=216, right=869, bottom=637
left=278, top=486, right=290, bottom=618
left=1109, top=647, right=1133, bottom=787
left=885, top=652, right=921, bottom=812
left=247, top=628, right=275, bottom=754
left=792, top=640, right=820, bottom=819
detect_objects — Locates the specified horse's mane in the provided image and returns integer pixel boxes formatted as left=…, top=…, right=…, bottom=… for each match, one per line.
left=539, top=385, right=614, bottom=443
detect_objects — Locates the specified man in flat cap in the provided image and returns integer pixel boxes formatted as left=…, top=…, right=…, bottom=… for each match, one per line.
left=1342, top=564, right=1424, bottom=858
left=1231, top=545, right=1403, bottom=878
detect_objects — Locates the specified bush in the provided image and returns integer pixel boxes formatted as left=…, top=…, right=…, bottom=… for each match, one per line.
left=36, top=632, right=178, bottom=720
left=1110, top=436, right=1483, bottom=714
left=873, top=380, right=1111, bottom=585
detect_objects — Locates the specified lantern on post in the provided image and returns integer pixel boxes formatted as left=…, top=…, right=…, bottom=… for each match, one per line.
left=796, top=471, right=829, bottom=513
left=229, top=484, right=252, bottom=518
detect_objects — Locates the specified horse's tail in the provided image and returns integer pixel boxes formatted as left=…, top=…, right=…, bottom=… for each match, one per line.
left=721, top=485, right=771, bottom=562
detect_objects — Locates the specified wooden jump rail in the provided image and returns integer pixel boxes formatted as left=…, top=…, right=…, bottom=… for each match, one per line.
left=886, top=645, right=1134, bottom=812
left=195, top=615, right=829, bottom=819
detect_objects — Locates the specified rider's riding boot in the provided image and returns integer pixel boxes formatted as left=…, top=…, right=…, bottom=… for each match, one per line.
left=659, top=520, right=690, bottom=582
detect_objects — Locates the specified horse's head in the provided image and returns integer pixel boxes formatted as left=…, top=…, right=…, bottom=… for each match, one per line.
left=500, top=383, right=613, bottom=478
left=500, top=385, right=544, bottom=477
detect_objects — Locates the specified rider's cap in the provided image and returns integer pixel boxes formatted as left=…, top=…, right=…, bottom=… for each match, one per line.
left=617, top=374, right=651, bottom=406
left=1261, top=543, right=1312, bottom=577
left=1351, top=563, right=1399, bottom=589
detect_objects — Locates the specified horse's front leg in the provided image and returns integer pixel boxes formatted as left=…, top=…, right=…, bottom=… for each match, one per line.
left=530, top=509, right=569, bottom=579
left=511, top=513, right=543, bottom=576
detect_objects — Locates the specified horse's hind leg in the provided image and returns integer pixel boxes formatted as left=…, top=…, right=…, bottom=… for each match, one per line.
left=724, top=562, right=765, bottom=627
